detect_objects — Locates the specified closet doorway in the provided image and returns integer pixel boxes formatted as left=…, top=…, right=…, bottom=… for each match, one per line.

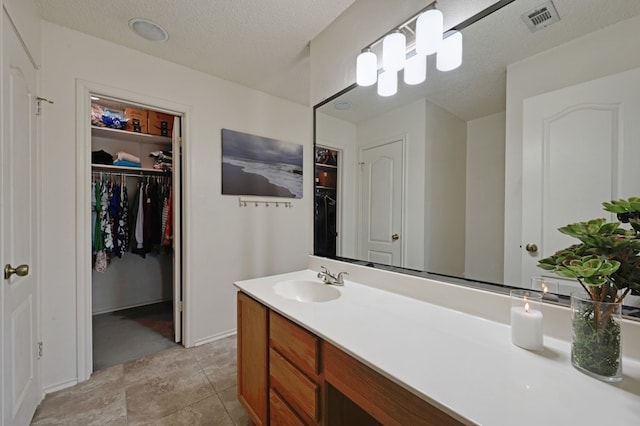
left=75, top=81, right=188, bottom=379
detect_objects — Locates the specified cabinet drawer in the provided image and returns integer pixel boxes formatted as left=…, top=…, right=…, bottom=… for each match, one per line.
left=270, top=348, right=320, bottom=422
left=270, top=389, right=305, bottom=426
left=269, top=311, right=320, bottom=378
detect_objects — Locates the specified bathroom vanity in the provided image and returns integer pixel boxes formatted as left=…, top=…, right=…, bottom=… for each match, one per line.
left=235, top=269, right=640, bottom=425
left=238, top=291, right=461, bottom=425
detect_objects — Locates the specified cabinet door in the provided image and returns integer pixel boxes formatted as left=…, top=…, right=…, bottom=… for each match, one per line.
left=237, top=292, right=268, bottom=425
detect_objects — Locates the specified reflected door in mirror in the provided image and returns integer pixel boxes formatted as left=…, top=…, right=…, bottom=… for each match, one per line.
left=520, top=67, right=640, bottom=290
left=360, top=139, right=403, bottom=266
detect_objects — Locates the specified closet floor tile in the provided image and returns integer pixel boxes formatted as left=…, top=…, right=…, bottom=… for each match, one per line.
left=31, top=335, right=246, bottom=426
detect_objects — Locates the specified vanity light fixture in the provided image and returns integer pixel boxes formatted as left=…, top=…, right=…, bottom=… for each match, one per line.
left=356, top=48, right=378, bottom=86
left=377, top=69, right=398, bottom=96
left=436, top=30, right=463, bottom=71
left=382, top=31, right=406, bottom=72
left=404, top=53, right=427, bottom=85
left=416, top=9, right=443, bottom=55
left=355, top=2, right=463, bottom=97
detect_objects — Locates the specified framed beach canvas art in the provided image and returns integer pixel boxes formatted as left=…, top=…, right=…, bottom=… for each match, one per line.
left=221, top=129, right=303, bottom=198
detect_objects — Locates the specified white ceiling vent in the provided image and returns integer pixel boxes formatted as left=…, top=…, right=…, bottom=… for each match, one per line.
left=522, top=1, right=561, bottom=32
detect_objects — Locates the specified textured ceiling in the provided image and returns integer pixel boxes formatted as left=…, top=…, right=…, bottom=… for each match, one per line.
left=320, top=0, right=640, bottom=122
left=35, top=0, right=356, bottom=106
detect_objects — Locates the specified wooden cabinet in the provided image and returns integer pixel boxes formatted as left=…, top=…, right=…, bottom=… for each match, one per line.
left=269, top=311, right=321, bottom=424
left=237, top=292, right=269, bottom=426
left=323, top=342, right=464, bottom=426
left=237, top=291, right=464, bottom=426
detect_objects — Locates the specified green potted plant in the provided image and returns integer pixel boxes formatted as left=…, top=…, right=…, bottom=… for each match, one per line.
left=537, top=197, right=640, bottom=382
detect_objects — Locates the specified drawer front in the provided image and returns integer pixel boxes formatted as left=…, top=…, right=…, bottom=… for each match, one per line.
left=270, top=390, right=305, bottom=426
left=269, top=311, right=320, bottom=378
left=270, top=348, right=320, bottom=422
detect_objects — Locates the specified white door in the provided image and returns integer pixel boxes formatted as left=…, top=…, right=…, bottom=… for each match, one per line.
left=172, top=116, right=182, bottom=343
left=2, top=11, right=41, bottom=426
left=359, top=139, right=403, bottom=266
left=521, top=67, right=640, bottom=293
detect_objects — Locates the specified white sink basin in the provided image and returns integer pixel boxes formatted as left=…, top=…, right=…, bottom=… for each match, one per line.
left=274, top=279, right=341, bottom=303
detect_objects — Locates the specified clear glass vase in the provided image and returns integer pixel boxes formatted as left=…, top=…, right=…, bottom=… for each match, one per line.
left=570, top=293, right=622, bottom=382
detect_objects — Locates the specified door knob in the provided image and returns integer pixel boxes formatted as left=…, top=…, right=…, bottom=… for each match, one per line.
left=4, top=264, right=29, bottom=280
left=392, top=234, right=399, bottom=241
left=525, top=243, right=538, bottom=253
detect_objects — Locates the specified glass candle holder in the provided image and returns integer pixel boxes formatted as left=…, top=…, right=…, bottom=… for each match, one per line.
left=510, top=290, right=544, bottom=350
left=530, top=276, right=560, bottom=302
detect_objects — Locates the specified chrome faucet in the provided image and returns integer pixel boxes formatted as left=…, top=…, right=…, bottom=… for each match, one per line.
left=317, top=266, right=348, bottom=286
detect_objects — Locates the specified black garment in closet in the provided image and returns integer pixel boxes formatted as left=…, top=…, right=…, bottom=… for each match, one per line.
left=314, top=190, right=337, bottom=257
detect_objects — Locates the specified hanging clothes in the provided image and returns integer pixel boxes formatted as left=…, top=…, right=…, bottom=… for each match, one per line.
left=100, top=181, right=114, bottom=253
left=143, top=181, right=153, bottom=252
left=118, top=181, right=129, bottom=254
left=94, top=180, right=107, bottom=272
left=91, top=173, right=172, bottom=266
left=163, top=186, right=173, bottom=247
left=132, top=181, right=146, bottom=258
left=108, top=182, right=121, bottom=256
left=91, top=181, right=97, bottom=248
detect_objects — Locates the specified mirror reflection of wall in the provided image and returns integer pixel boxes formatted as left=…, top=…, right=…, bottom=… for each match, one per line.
left=314, top=0, right=640, bottom=308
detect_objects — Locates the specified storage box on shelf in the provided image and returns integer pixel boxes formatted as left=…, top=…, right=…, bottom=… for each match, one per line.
left=123, top=107, right=148, bottom=134
left=148, top=111, right=174, bottom=137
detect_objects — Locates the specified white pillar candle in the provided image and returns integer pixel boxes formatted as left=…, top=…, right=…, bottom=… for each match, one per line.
left=511, top=304, right=543, bottom=350
left=510, top=289, right=544, bottom=350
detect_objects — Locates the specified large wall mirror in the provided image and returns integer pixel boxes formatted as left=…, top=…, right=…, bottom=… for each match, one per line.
left=314, top=0, right=640, bottom=317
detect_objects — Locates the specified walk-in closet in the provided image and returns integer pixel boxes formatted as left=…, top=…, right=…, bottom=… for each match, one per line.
left=90, top=95, right=183, bottom=370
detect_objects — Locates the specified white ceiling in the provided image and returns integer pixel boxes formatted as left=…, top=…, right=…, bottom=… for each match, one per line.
left=35, top=0, right=640, bottom=111
left=35, top=0, right=356, bottom=106
left=319, top=0, right=640, bottom=122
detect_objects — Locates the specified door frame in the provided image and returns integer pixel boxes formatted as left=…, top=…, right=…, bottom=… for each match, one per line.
left=357, top=135, right=406, bottom=266
left=75, top=79, right=192, bottom=381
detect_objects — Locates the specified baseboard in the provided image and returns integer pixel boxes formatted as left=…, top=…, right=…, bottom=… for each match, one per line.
left=42, top=378, right=78, bottom=396
left=192, top=329, right=237, bottom=347
left=92, top=298, right=172, bottom=315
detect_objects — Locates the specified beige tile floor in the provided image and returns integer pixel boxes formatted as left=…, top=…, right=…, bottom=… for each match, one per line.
left=30, top=335, right=252, bottom=426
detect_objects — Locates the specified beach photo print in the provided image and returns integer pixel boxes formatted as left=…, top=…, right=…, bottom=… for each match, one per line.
left=221, top=129, right=303, bottom=198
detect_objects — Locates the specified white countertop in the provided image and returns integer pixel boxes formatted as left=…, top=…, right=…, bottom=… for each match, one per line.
left=234, top=269, right=640, bottom=425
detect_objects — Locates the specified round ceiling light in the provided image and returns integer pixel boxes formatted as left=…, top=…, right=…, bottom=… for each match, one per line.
left=334, top=101, right=352, bottom=111
left=128, top=18, right=169, bottom=42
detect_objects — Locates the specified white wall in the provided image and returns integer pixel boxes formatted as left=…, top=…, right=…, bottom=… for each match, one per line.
left=424, top=101, right=466, bottom=277
left=357, top=99, right=426, bottom=270
left=503, top=14, right=640, bottom=285
left=465, top=112, right=505, bottom=283
left=315, top=112, right=357, bottom=258
left=40, top=22, right=310, bottom=390
left=3, top=0, right=40, bottom=67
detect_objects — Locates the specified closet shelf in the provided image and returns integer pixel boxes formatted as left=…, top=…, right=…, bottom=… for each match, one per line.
left=316, top=185, right=336, bottom=190
left=92, top=126, right=171, bottom=145
left=315, top=163, right=337, bottom=169
left=91, top=164, right=170, bottom=174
